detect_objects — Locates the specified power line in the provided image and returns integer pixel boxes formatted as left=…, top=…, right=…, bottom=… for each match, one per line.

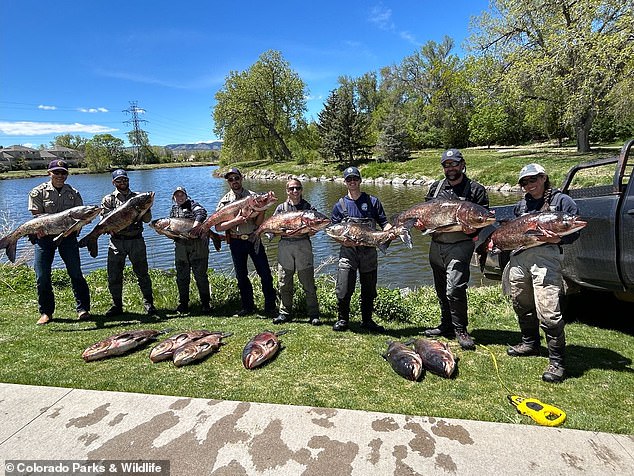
left=123, top=101, right=148, bottom=164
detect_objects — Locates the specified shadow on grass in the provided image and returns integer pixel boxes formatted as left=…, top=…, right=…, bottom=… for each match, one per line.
left=563, top=290, right=634, bottom=336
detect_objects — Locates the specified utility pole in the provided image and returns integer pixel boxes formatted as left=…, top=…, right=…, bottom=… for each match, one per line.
left=123, top=101, right=148, bottom=164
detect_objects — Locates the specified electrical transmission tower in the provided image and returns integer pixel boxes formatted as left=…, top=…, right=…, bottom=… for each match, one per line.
left=123, top=101, right=149, bottom=164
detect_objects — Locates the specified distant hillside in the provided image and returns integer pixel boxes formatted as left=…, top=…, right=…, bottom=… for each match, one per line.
left=164, top=141, right=223, bottom=151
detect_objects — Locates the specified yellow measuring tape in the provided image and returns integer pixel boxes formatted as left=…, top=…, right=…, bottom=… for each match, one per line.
left=479, top=345, right=567, bottom=427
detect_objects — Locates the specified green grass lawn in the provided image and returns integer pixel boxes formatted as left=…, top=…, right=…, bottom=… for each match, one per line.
left=1, top=264, right=632, bottom=434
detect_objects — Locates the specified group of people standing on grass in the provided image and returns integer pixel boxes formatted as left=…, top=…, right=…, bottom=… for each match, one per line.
left=27, top=149, right=579, bottom=383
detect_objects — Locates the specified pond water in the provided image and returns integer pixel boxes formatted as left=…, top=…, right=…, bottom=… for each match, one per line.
left=0, top=166, right=519, bottom=289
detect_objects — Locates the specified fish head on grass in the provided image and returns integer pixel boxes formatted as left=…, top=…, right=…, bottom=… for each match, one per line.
left=242, top=331, right=281, bottom=369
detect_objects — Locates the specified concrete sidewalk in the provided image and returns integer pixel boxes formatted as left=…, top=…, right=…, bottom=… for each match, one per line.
left=0, top=383, right=632, bottom=475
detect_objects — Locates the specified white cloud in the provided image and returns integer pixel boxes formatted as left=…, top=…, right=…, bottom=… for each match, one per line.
left=400, top=31, right=420, bottom=46
left=369, top=5, right=394, bottom=31
left=78, top=107, right=109, bottom=113
left=38, top=105, right=57, bottom=110
left=0, top=121, right=118, bottom=136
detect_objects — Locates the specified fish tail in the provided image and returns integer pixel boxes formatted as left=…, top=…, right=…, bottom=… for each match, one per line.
left=0, top=236, right=17, bottom=263
left=377, top=242, right=389, bottom=254
left=209, top=231, right=223, bottom=251
left=79, top=235, right=99, bottom=258
left=399, top=227, right=413, bottom=248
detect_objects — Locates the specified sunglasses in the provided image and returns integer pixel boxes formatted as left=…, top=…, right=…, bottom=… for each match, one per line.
left=51, top=170, right=68, bottom=176
left=519, top=176, right=541, bottom=187
left=442, top=160, right=462, bottom=168
left=114, top=177, right=129, bottom=183
left=345, top=176, right=361, bottom=182
left=287, top=186, right=302, bottom=191
left=227, top=176, right=241, bottom=182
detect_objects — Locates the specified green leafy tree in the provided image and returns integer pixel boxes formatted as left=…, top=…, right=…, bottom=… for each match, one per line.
left=51, top=134, right=87, bottom=153
left=376, top=110, right=410, bottom=162
left=317, top=84, right=371, bottom=163
left=84, top=134, right=126, bottom=172
left=213, top=50, right=307, bottom=162
left=470, top=0, right=634, bottom=152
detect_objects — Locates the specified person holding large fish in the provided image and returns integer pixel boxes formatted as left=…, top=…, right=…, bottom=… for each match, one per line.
left=506, top=163, right=581, bottom=383
left=421, top=149, right=489, bottom=350
left=169, top=186, right=211, bottom=314
left=101, top=169, right=156, bottom=317
left=269, top=178, right=323, bottom=326
left=214, top=167, right=277, bottom=317
left=27, top=159, right=92, bottom=325
left=330, top=166, right=391, bottom=333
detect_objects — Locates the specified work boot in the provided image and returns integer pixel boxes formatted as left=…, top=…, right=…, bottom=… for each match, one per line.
left=200, top=303, right=211, bottom=314
left=273, top=314, right=290, bottom=324
left=455, top=329, right=475, bottom=350
left=507, top=343, right=540, bottom=357
left=423, top=326, right=455, bottom=339
left=105, top=305, right=123, bottom=317
left=77, top=310, right=90, bottom=320
left=37, top=313, right=52, bottom=325
left=174, top=303, right=189, bottom=314
left=542, top=364, right=566, bottom=383
left=332, top=320, right=349, bottom=331
left=234, top=308, right=254, bottom=317
left=360, top=320, right=386, bottom=333
left=309, top=316, right=322, bottom=326
left=145, top=304, right=158, bottom=316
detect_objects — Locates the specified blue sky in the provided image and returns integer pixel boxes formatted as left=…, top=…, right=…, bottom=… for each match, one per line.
left=1, top=1, right=489, bottom=148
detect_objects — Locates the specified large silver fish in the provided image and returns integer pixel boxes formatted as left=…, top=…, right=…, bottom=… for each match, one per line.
left=488, top=211, right=587, bottom=254
left=149, top=330, right=221, bottom=363
left=325, top=223, right=411, bottom=253
left=254, top=210, right=331, bottom=239
left=193, top=191, right=277, bottom=235
left=172, top=332, right=232, bottom=367
left=393, top=199, right=495, bottom=234
left=150, top=217, right=225, bottom=251
left=242, top=330, right=287, bottom=369
left=0, top=205, right=101, bottom=263
left=78, top=192, right=155, bottom=257
left=82, top=329, right=165, bottom=362
left=383, top=341, right=424, bottom=381
left=413, top=338, right=457, bottom=379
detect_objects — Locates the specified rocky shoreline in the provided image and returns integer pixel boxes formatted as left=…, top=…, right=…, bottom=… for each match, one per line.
left=242, top=168, right=523, bottom=194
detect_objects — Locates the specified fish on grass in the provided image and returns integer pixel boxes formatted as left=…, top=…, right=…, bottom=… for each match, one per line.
left=253, top=210, right=331, bottom=241
left=150, top=330, right=226, bottom=363
left=78, top=192, right=155, bottom=258
left=150, top=217, right=225, bottom=251
left=413, top=338, right=457, bottom=379
left=488, top=211, right=587, bottom=254
left=242, top=330, right=288, bottom=370
left=172, top=332, right=232, bottom=367
left=82, top=329, right=168, bottom=362
left=0, top=205, right=101, bottom=263
left=383, top=341, right=424, bottom=381
left=325, top=223, right=412, bottom=254
left=393, top=199, right=495, bottom=234
left=193, top=191, right=278, bottom=236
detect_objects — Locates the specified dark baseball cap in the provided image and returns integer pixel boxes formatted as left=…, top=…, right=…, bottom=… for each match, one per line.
left=173, top=186, right=187, bottom=196
left=48, top=159, right=68, bottom=172
left=112, top=169, right=128, bottom=180
left=441, top=149, right=464, bottom=163
left=224, top=167, right=242, bottom=179
left=343, top=166, right=361, bottom=179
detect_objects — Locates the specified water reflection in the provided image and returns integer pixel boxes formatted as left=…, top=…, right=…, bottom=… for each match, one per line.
left=0, top=166, right=519, bottom=289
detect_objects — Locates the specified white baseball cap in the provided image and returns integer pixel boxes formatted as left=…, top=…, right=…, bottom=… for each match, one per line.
left=518, top=163, right=546, bottom=183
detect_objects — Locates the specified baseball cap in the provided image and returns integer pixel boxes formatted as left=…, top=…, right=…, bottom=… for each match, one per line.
left=343, top=166, right=361, bottom=179
left=441, top=149, right=464, bottom=163
left=112, top=169, right=128, bottom=180
left=518, top=163, right=546, bottom=183
left=48, top=159, right=68, bottom=172
left=223, top=167, right=242, bottom=179
left=173, top=186, right=187, bottom=196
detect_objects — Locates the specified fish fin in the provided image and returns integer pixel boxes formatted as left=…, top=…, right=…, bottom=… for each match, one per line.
left=209, top=231, right=223, bottom=251
left=524, top=229, right=544, bottom=236
left=399, top=228, right=413, bottom=248
left=252, top=236, right=262, bottom=254
left=403, top=338, right=414, bottom=346
left=264, top=232, right=275, bottom=241
left=220, top=332, right=234, bottom=339
left=275, top=329, right=290, bottom=336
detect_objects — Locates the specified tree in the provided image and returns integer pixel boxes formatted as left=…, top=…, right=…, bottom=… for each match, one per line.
left=213, top=50, right=307, bottom=162
left=84, top=134, right=126, bottom=172
left=51, top=134, right=87, bottom=153
left=317, top=84, right=371, bottom=163
left=470, top=0, right=634, bottom=152
left=376, top=110, right=410, bottom=162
